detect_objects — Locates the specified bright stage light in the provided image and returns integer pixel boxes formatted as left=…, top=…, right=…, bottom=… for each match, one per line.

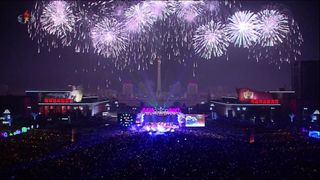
left=136, top=108, right=183, bottom=134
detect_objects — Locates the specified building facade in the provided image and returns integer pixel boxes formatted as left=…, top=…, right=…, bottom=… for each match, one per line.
left=26, top=90, right=109, bottom=120
left=292, top=61, right=320, bottom=123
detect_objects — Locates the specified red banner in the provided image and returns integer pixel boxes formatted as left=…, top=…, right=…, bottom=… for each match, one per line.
left=43, top=98, right=74, bottom=103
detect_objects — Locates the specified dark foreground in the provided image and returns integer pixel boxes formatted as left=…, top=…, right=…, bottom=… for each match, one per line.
left=1, top=122, right=320, bottom=179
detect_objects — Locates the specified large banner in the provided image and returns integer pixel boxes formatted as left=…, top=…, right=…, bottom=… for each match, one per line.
left=185, top=114, right=205, bottom=127
left=236, top=88, right=273, bottom=102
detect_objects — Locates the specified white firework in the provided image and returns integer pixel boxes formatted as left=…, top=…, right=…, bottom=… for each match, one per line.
left=256, top=9, right=290, bottom=47
left=249, top=14, right=303, bottom=67
left=124, top=2, right=156, bottom=33
left=40, top=1, right=76, bottom=39
left=175, top=0, right=204, bottom=23
left=226, top=10, right=260, bottom=48
left=90, top=18, right=128, bottom=58
left=193, top=21, right=229, bottom=59
left=249, top=4, right=303, bottom=68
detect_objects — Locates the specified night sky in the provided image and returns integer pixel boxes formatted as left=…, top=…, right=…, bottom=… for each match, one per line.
left=0, top=0, right=319, bottom=96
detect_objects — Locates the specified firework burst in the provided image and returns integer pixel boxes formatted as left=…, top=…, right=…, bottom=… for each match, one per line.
left=193, top=20, right=229, bottom=59
left=90, top=18, right=128, bottom=58
left=27, top=1, right=303, bottom=73
left=249, top=18, right=303, bottom=67
left=249, top=5, right=303, bottom=68
left=28, top=1, right=77, bottom=52
left=256, top=9, right=290, bottom=47
left=40, top=1, right=76, bottom=41
left=175, top=0, right=204, bottom=23
left=226, top=10, right=260, bottom=48
left=72, top=1, right=115, bottom=53
left=124, top=2, right=156, bottom=33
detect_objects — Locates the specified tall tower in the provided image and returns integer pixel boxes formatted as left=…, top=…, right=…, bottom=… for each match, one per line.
left=122, top=82, right=133, bottom=98
left=187, top=81, right=198, bottom=97
left=156, top=57, right=161, bottom=99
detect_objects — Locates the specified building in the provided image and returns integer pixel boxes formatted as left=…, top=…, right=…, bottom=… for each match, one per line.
left=292, top=61, right=320, bottom=108
left=292, top=61, right=320, bottom=123
left=268, top=89, right=297, bottom=114
left=210, top=88, right=283, bottom=126
left=26, top=90, right=109, bottom=120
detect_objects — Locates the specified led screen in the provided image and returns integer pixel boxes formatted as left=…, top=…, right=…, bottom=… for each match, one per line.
left=143, top=115, right=177, bottom=123
left=185, top=114, right=205, bottom=127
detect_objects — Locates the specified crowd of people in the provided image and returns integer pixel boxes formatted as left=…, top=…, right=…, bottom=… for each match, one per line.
left=1, top=122, right=319, bottom=179
left=0, top=129, right=70, bottom=172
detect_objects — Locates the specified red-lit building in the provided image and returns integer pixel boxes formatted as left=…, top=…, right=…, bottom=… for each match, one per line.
left=26, top=90, right=109, bottom=119
left=210, top=88, right=293, bottom=125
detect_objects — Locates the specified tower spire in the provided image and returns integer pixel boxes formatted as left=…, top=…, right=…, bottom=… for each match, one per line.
left=156, top=57, right=161, bottom=100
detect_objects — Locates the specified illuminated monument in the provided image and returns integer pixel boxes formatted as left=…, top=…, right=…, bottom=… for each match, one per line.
left=156, top=57, right=162, bottom=101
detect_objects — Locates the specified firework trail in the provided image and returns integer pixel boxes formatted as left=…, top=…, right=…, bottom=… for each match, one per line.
left=144, top=0, right=176, bottom=21
left=203, top=0, right=240, bottom=16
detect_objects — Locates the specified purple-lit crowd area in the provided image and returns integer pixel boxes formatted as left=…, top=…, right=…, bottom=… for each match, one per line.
left=1, top=104, right=320, bottom=179
left=1, top=124, right=40, bottom=139
left=1, top=121, right=320, bottom=179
